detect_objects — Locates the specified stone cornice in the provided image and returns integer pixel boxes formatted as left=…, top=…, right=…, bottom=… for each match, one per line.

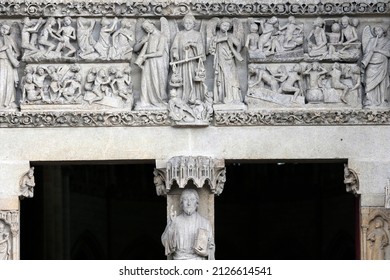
left=0, top=109, right=389, bottom=127
left=0, top=1, right=388, bottom=17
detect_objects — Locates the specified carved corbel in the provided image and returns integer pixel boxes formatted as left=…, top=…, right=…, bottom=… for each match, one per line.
left=155, top=156, right=226, bottom=195
left=154, top=168, right=167, bottom=197
left=19, top=167, right=35, bottom=199
left=343, top=163, right=359, bottom=195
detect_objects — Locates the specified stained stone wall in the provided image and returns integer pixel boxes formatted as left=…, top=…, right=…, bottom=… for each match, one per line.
left=0, top=0, right=389, bottom=259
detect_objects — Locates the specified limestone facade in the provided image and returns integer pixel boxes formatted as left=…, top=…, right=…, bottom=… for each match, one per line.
left=0, top=0, right=389, bottom=259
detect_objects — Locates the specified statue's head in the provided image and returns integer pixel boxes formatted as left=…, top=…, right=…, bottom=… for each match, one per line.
left=180, top=189, right=199, bottom=216
left=340, top=16, right=350, bottom=28
left=183, top=14, right=196, bottom=31
left=375, top=217, right=384, bottom=228
left=142, top=20, right=155, bottom=34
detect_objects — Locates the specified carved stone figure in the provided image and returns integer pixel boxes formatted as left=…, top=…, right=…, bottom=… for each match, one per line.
left=77, top=18, right=96, bottom=58
left=278, top=64, right=303, bottom=103
left=94, top=17, right=118, bottom=60
left=134, top=18, right=169, bottom=108
left=153, top=169, right=167, bottom=196
left=303, top=62, right=327, bottom=103
left=60, top=73, right=82, bottom=102
left=111, top=19, right=134, bottom=60
left=168, top=88, right=212, bottom=125
left=161, top=189, right=215, bottom=260
left=208, top=18, right=244, bottom=104
left=257, top=17, right=278, bottom=54
left=38, top=17, right=62, bottom=58
left=278, top=16, right=303, bottom=51
left=20, top=167, right=35, bottom=198
left=362, top=25, right=390, bottom=107
left=55, top=17, right=76, bottom=57
left=245, top=21, right=260, bottom=52
left=307, top=17, right=327, bottom=58
left=0, top=220, right=10, bottom=260
left=367, top=217, right=389, bottom=260
left=0, top=23, right=20, bottom=109
left=170, top=14, right=206, bottom=103
left=21, top=17, right=44, bottom=58
left=110, top=68, right=133, bottom=106
left=343, top=163, right=359, bottom=195
left=328, top=63, right=350, bottom=103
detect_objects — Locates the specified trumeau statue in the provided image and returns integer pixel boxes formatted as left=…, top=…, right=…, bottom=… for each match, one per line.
left=161, top=189, right=215, bottom=260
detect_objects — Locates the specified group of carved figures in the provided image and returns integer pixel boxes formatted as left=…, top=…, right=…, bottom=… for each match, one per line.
left=0, top=15, right=389, bottom=112
left=21, top=64, right=133, bottom=107
left=248, top=62, right=361, bottom=105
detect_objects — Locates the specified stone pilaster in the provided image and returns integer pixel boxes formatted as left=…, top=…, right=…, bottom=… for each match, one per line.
left=0, top=160, right=31, bottom=260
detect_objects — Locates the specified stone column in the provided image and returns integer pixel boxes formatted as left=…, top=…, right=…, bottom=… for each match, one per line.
left=155, top=156, right=226, bottom=260
left=0, top=160, right=32, bottom=260
left=348, top=159, right=390, bottom=260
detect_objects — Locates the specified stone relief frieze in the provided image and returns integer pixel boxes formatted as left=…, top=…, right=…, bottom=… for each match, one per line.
left=20, top=63, right=133, bottom=110
left=0, top=210, right=19, bottom=260
left=0, top=5, right=387, bottom=126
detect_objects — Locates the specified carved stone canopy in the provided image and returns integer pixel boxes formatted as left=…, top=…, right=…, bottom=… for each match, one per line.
left=155, top=156, right=226, bottom=195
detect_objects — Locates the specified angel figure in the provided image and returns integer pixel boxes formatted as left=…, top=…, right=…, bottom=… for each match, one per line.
left=208, top=17, right=244, bottom=104
left=0, top=23, right=20, bottom=109
left=134, top=18, right=169, bottom=108
left=362, top=25, right=390, bottom=107
left=170, top=14, right=205, bottom=103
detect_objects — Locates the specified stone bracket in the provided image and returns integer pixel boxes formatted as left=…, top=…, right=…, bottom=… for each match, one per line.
left=155, top=156, right=226, bottom=195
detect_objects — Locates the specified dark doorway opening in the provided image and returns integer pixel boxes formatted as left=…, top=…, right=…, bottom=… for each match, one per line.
left=21, top=163, right=166, bottom=260
left=20, top=161, right=357, bottom=260
left=215, top=162, right=358, bottom=260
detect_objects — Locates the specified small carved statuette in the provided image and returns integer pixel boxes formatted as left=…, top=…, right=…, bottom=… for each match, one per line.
left=20, top=167, right=35, bottom=198
left=343, top=164, right=359, bottom=195
left=153, top=169, right=167, bottom=196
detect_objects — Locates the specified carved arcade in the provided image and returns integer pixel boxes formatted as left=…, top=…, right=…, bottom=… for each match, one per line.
left=0, top=5, right=386, bottom=126
left=361, top=208, right=390, bottom=260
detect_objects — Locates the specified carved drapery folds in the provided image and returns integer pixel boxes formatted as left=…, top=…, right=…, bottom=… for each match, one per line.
left=343, top=163, right=359, bottom=195
left=0, top=2, right=387, bottom=127
left=361, top=208, right=390, bottom=260
left=155, top=156, right=226, bottom=195
left=19, top=166, right=35, bottom=199
left=0, top=210, right=19, bottom=260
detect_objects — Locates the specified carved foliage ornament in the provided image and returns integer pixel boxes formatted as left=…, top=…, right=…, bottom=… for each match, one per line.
left=0, top=1, right=388, bottom=17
